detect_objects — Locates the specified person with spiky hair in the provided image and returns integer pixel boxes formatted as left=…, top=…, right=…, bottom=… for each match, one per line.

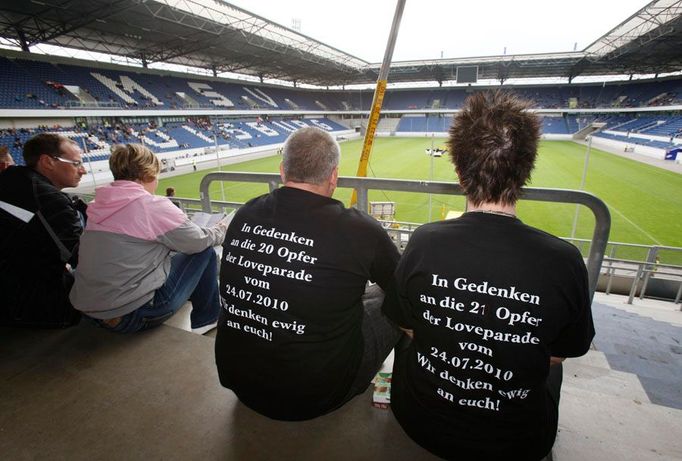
left=383, top=91, right=595, bottom=461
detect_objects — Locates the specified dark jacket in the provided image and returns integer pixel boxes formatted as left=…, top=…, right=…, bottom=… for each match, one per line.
left=0, top=166, right=83, bottom=327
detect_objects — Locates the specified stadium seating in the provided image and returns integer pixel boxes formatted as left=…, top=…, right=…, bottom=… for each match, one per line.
left=396, top=115, right=452, bottom=132
left=3, top=55, right=682, bottom=111
left=639, top=116, right=682, bottom=138
left=0, top=57, right=75, bottom=109
left=2, top=54, right=682, bottom=163
left=2, top=117, right=351, bottom=166
left=541, top=116, right=570, bottom=134
left=595, top=115, right=635, bottom=130
left=538, top=115, right=595, bottom=135
left=592, top=131, right=676, bottom=150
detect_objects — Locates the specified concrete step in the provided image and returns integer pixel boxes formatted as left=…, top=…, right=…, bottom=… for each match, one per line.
left=568, top=349, right=610, bottom=369
left=0, top=323, right=441, bottom=461
left=554, top=346, right=682, bottom=460
left=555, top=385, right=682, bottom=461
left=609, top=303, right=682, bottom=328
left=563, top=356, right=650, bottom=403
left=593, top=293, right=682, bottom=328
left=638, top=375, right=682, bottom=409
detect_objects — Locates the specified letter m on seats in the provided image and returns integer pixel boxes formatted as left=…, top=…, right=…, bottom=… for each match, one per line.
left=91, top=72, right=163, bottom=106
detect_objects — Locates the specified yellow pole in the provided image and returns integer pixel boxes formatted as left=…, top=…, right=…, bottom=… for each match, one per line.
left=350, top=0, right=406, bottom=207
left=355, top=79, right=387, bottom=181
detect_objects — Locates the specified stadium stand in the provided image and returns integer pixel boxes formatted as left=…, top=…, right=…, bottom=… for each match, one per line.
left=0, top=52, right=681, bottom=172
left=4, top=55, right=682, bottom=112
left=395, top=115, right=452, bottom=133
left=1, top=1, right=682, bottom=460
left=0, top=116, right=351, bottom=167
left=2, top=54, right=682, bottom=166
left=541, top=116, right=571, bottom=134
left=4, top=53, right=682, bottom=169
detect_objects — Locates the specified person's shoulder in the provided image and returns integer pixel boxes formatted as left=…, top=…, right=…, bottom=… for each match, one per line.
left=235, top=191, right=272, bottom=214
left=0, top=166, right=22, bottom=196
left=223, top=192, right=273, bottom=229
left=0, top=165, right=31, bottom=185
left=339, top=207, right=388, bottom=232
left=16, top=167, right=61, bottom=193
left=29, top=170, right=73, bottom=207
left=143, top=193, right=187, bottom=220
left=409, top=219, right=451, bottom=240
left=521, top=222, right=583, bottom=261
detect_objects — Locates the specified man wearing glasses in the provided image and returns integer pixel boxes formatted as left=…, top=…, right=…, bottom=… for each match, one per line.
left=0, top=133, right=87, bottom=327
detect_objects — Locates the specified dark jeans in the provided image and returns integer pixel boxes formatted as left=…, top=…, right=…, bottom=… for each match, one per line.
left=342, top=284, right=402, bottom=401
left=544, top=362, right=563, bottom=458
left=98, top=247, right=221, bottom=333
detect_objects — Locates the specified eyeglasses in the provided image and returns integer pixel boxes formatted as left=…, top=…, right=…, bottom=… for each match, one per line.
left=52, top=156, right=84, bottom=168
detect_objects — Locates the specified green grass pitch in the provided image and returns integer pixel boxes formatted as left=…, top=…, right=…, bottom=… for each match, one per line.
left=159, top=138, right=682, bottom=256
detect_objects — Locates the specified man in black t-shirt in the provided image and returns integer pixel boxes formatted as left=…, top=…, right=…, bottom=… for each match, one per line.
left=382, top=91, right=595, bottom=461
left=215, top=127, right=401, bottom=421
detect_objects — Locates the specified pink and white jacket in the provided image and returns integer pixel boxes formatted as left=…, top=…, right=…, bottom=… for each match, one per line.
left=70, top=180, right=226, bottom=319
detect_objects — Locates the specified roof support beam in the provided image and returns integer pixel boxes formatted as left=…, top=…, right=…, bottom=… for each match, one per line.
left=16, top=27, right=29, bottom=52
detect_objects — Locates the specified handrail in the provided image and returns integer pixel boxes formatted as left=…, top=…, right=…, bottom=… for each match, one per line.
left=600, top=257, right=682, bottom=305
left=566, top=237, right=682, bottom=252
left=199, top=172, right=611, bottom=301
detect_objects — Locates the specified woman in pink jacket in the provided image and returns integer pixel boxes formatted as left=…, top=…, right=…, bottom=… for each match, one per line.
left=70, top=144, right=228, bottom=334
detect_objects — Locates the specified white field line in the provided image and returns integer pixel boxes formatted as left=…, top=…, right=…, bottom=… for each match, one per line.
left=604, top=201, right=662, bottom=245
left=211, top=182, right=265, bottom=193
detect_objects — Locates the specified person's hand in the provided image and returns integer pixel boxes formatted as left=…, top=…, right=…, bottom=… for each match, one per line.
left=400, top=327, right=414, bottom=339
left=215, top=216, right=231, bottom=233
left=72, top=196, right=88, bottom=214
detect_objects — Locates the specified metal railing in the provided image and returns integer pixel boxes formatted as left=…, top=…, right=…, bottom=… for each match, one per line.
left=601, top=257, right=682, bottom=305
left=198, top=172, right=611, bottom=301
left=565, top=238, right=682, bottom=266
left=63, top=100, right=123, bottom=109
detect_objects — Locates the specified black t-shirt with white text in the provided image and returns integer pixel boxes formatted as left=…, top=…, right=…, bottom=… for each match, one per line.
left=215, top=187, right=399, bottom=421
left=382, top=212, right=594, bottom=461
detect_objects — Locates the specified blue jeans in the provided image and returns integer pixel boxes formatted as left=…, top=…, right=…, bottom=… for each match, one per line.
left=100, top=247, right=220, bottom=333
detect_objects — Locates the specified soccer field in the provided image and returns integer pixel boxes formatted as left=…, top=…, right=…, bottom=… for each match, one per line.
left=159, top=138, right=682, bottom=250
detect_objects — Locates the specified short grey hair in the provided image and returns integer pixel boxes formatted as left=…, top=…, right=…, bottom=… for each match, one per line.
left=282, top=127, right=340, bottom=185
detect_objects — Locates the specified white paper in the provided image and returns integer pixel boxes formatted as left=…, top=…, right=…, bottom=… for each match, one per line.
left=0, top=200, right=35, bottom=223
left=190, top=209, right=235, bottom=228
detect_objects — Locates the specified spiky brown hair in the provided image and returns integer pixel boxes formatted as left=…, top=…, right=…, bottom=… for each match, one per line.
left=447, top=91, right=541, bottom=206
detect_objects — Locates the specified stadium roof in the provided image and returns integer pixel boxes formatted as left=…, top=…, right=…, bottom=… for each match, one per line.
left=0, top=0, right=374, bottom=85
left=0, top=0, right=681, bottom=86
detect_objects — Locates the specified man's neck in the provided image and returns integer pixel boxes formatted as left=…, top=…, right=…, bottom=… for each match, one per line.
left=284, top=181, right=333, bottom=198
left=467, top=200, right=517, bottom=217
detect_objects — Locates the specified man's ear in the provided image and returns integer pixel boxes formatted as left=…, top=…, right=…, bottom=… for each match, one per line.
left=330, top=166, right=338, bottom=186
left=279, top=162, right=285, bottom=183
left=328, top=166, right=339, bottom=195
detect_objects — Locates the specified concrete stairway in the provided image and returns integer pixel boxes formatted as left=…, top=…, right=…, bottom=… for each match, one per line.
left=553, top=296, right=682, bottom=461
left=555, top=350, right=681, bottom=460
left=0, top=322, right=442, bottom=460
left=160, top=296, right=682, bottom=461
left=2, top=295, right=680, bottom=460
left=376, top=117, right=400, bottom=133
